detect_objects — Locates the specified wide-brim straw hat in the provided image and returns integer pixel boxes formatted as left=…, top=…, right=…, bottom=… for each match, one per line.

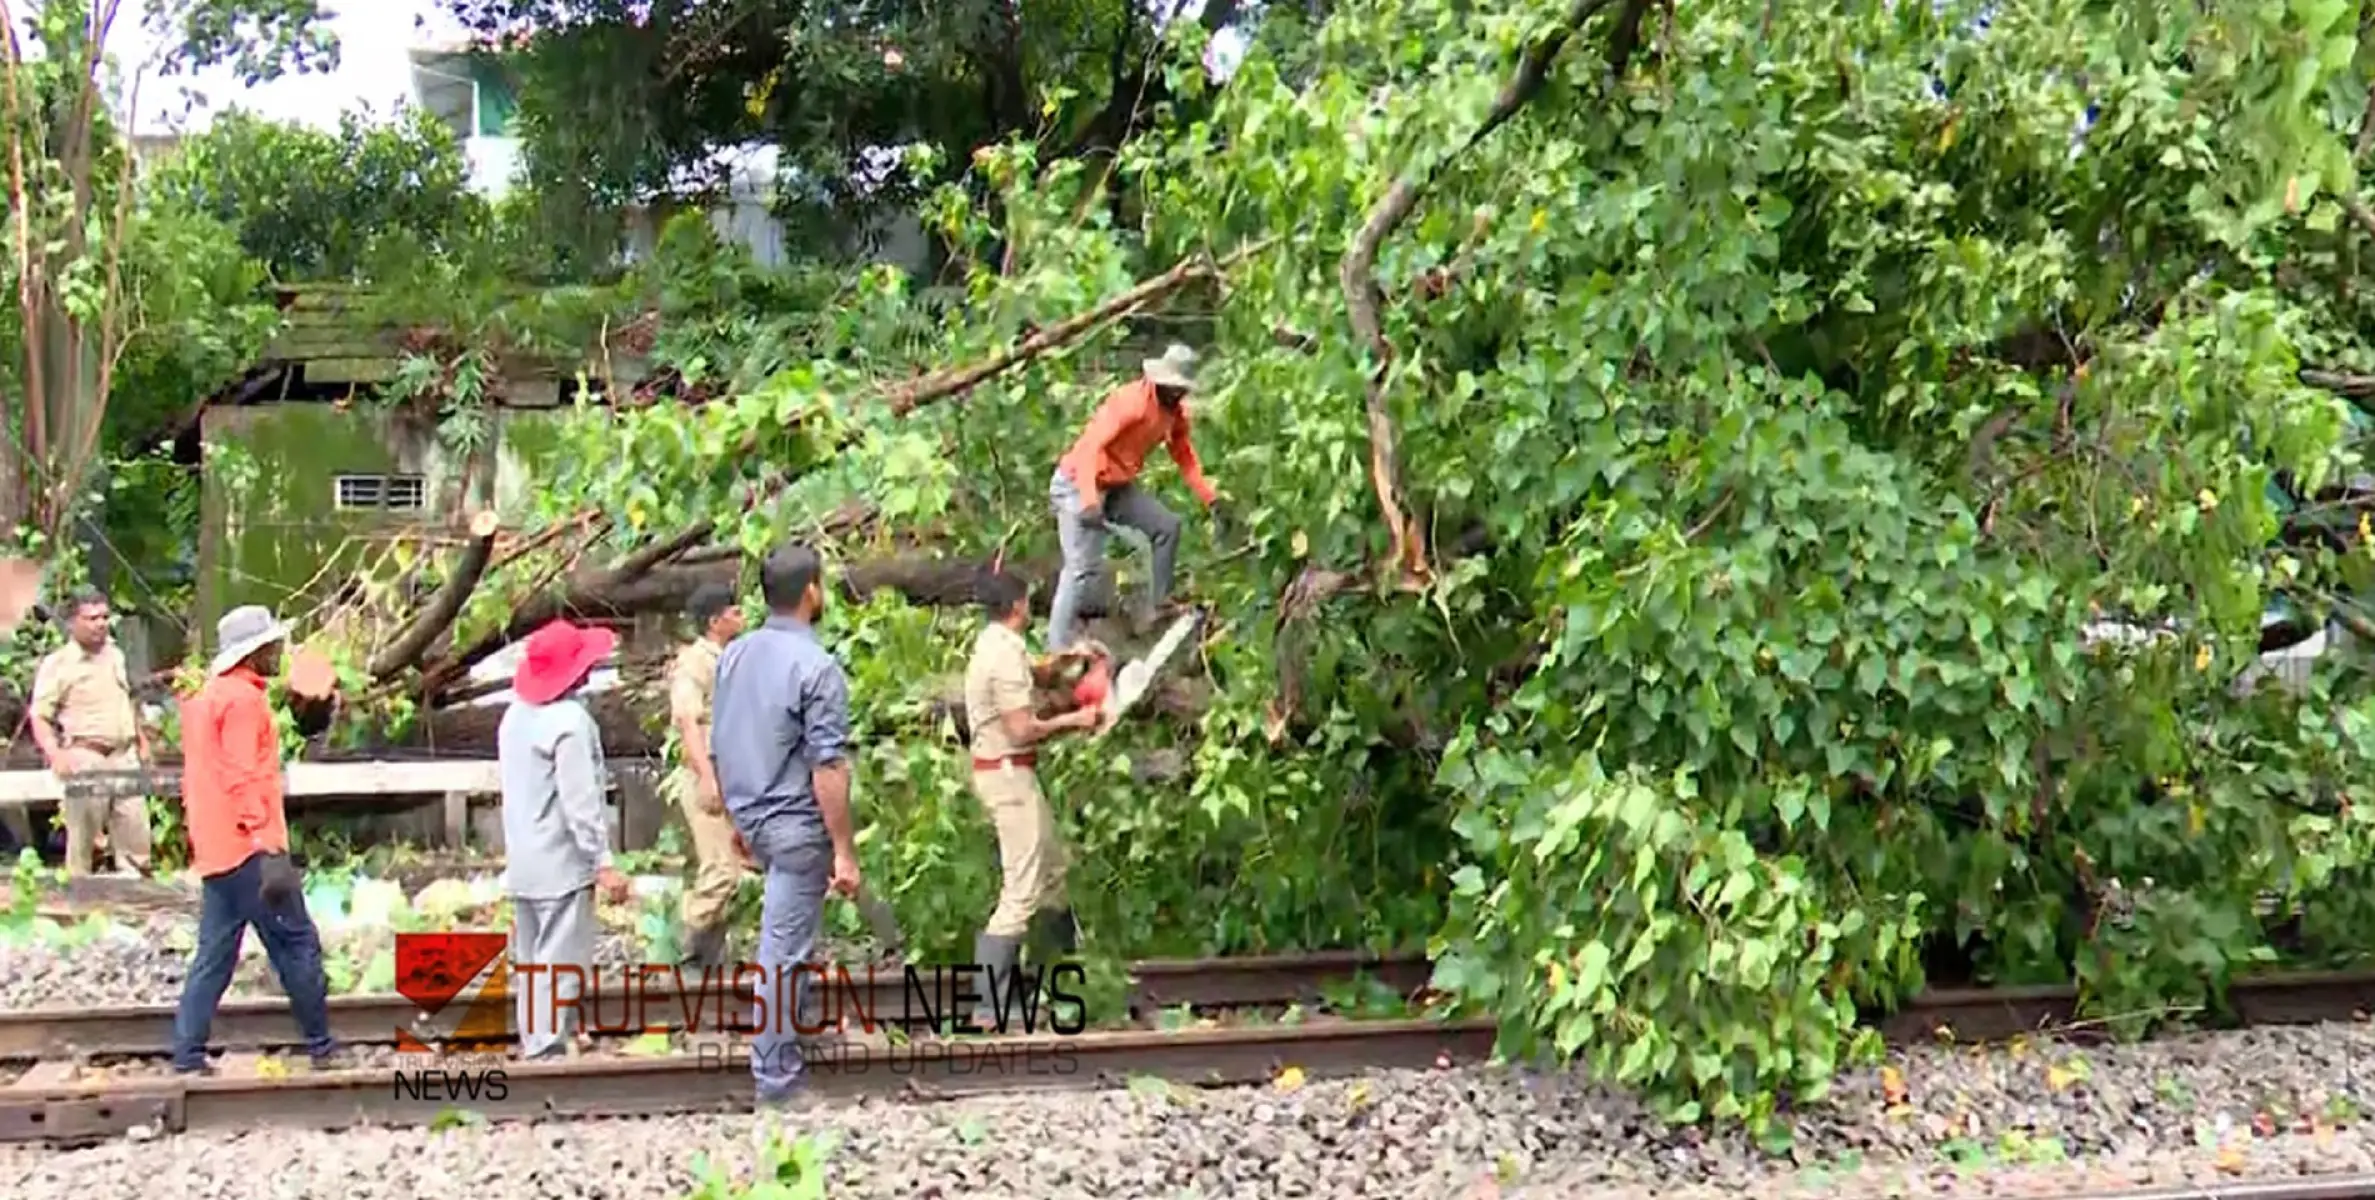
left=1142, top=343, right=1199, bottom=391
left=512, top=619, right=619, bottom=705
left=210, top=605, right=291, bottom=677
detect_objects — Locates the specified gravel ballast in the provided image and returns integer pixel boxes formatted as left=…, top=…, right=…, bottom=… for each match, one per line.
left=0, top=877, right=881, bottom=1011
left=0, top=911, right=652, bottom=1009
left=5, top=1023, right=2374, bottom=1199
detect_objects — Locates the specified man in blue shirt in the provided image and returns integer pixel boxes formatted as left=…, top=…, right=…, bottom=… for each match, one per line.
left=711, top=543, right=862, bottom=1109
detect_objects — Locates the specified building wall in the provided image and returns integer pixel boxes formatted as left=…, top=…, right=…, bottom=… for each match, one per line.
left=465, top=136, right=524, bottom=199
left=197, top=403, right=574, bottom=629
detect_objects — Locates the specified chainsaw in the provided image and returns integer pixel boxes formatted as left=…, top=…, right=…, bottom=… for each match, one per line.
left=1068, top=609, right=1206, bottom=737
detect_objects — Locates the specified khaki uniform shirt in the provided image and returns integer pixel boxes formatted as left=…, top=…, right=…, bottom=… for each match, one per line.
left=669, top=637, right=724, bottom=737
left=964, top=622, right=1036, bottom=761
left=31, top=640, right=137, bottom=749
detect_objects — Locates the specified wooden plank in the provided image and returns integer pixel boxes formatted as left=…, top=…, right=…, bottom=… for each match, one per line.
left=7, top=1061, right=78, bottom=1090
left=443, top=792, right=469, bottom=850
left=0, top=759, right=505, bottom=806
left=270, top=331, right=397, bottom=354
left=301, top=358, right=401, bottom=384
left=288, top=760, right=503, bottom=796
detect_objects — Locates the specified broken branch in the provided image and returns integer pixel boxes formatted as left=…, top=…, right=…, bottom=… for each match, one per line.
left=369, top=511, right=503, bottom=680
left=1338, top=0, right=1644, bottom=591
left=412, top=244, right=1275, bottom=692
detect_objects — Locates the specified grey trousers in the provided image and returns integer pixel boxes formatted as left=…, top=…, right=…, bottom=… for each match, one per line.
left=1048, top=468, right=1181, bottom=649
left=747, top=818, right=833, bottom=1101
left=511, top=888, right=596, bottom=1059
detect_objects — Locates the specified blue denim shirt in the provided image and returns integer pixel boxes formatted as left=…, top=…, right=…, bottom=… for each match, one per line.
left=712, top=614, right=851, bottom=847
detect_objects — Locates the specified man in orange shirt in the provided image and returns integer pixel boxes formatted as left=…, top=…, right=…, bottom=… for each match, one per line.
left=1047, top=343, right=1227, bottom=648
left=169, top=605, right=342, bottom=1075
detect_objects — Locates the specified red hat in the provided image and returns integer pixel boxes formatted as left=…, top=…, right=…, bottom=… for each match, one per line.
left=513, top=620, right=618, bottom=705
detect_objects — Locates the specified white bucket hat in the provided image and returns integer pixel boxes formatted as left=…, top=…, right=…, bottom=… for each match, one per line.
left=211, top=604, right=290, bottom=677
left=1143, top=343, right=1199, bottom=391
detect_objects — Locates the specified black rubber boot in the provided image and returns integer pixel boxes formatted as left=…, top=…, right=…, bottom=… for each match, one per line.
left=1027, top=908, right=1080, bottom=962
left=679, top=924, right=727, bottom=970
left=972, top=932, right=1023, bottom=1033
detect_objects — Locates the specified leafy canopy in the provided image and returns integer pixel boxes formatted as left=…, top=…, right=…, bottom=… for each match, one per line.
left=148, top=107, right=483, bottom=282
left=488, top=0, right=2375, bottom=1138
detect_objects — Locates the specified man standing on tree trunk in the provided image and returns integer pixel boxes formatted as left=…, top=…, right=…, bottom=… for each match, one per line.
left=29, top=592, right=152, bottom=877
left=711, top=544, right=862, bottom=1112
left=669, top=583, right=746, bottom=969
left=965, top=571, right=1101, bottom=1030
left=1047, top=344, right=1228, bottom=649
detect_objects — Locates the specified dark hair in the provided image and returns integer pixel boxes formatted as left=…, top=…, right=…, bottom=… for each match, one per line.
left=978, top=571, right=1027, bottom=618
left=64, top=591, right=108, bottom=618
left=686, top=582, right=736, bottom=626
left=760, top=543, right=823, bottom=611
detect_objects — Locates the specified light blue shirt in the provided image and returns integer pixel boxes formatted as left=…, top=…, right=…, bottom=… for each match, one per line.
left=496, top=696, right=613, bottom=899
left=712, top=615, right=851, bottom=845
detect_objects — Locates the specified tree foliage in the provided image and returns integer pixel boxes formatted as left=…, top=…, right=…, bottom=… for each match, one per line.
left=149, top=107, right=482, bottom=281
left=0, top=0, right=331, bottom=544
left=370, top=0, right=2375, bottom=1138
left=436, top=0, right=1244, bottom=251
left=93, top=0, right=2373, bottom=1143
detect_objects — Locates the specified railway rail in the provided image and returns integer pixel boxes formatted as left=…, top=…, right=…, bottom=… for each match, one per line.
left=2058, top=1179, right=2375, bottom=1200
left=0, top=1018, right=1495, bottom=1144
left=1, top=954, right=2371, bottom=1145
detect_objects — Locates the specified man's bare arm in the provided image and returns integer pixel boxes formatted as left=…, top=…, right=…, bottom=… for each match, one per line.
left=997, top=703, right=1095, bottom=747
left=27, top=714, right=63, bottom=772
left=814, top=760, right=856, bottom=855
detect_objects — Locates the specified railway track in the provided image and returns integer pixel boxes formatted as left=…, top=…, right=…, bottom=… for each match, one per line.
left=2059, top=1180, right=2375, bottom=1200
left=1, top=955, right=2370, bottom=1146
left=0, top=1018, right=1493, bottom=1144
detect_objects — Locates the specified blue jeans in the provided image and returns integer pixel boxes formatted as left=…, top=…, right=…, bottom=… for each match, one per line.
left=1048, top=468, right=1181, bottom=649
left=170, top=852, right=335, bottom=1071
left=746, top=816, right=833, bottom=1103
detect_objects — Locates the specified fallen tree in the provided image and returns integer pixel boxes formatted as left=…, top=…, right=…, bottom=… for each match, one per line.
left=382, top=246, right=1264, bottom=700
left=301, top=0, right=2375, bottom=1143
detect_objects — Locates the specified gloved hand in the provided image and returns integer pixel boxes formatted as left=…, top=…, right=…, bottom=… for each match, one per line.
left=1076, top=502, right=1107, bottom=531
left=1208, top=500, right=1233, bottom=538
left=257, top=852, right=302, bottom=906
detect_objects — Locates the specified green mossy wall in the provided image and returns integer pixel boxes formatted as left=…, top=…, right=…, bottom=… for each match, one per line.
left=200, top=405, right=408, bottom=629
left=198, top=404, right=592, bottom=630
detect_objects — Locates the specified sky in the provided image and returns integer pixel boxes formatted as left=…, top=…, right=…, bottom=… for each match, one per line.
left=112, top=2, right=1247, bottom=137
left=119, top=2, right=463, bottom=136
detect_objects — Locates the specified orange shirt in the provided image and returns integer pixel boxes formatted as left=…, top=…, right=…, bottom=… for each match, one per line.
left=178, top=666, right=288, bottom=878
left=1058, top=379, right=1218, bottom=510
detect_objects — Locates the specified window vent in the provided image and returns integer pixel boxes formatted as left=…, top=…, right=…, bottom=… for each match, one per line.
left=383, top=475, right=427, bottom=511
left=334, top=474, right=428, bottom=512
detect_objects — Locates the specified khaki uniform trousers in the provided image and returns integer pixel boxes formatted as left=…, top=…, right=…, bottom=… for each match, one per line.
left=975, top=762, right=1068, bottom=938
left=669, top=766, right=750, bottom=934
left=58, top=746, right=151, bottom=877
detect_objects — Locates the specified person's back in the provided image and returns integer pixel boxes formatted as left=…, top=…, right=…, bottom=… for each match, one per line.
left=495, top=619, right=627, bottom=1060
left=497, top=695, right=609, bottom=901
left=712, top=621, right=845, bottom=847
left=711, top=542, right=861, bottom=1111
